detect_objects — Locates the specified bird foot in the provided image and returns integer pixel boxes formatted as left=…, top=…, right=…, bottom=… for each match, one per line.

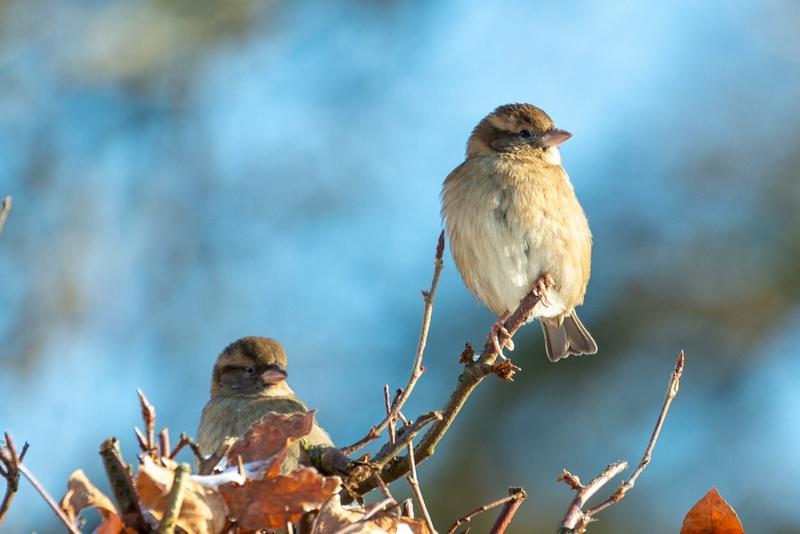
left=485, top=311, right=514, bottom=356
left=533, top=272, right=555, bottom=306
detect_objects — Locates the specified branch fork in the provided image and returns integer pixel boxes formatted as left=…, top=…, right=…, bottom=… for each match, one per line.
left=558, top=352, right=685, bottom=533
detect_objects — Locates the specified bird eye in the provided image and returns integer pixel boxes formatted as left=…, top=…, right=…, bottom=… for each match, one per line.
left=519, top=129, right=532, bottom=139
left=245, top=365, right=256, bottom=376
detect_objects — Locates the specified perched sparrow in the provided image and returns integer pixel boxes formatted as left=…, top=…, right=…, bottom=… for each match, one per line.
left=441, top=103, right=597, bottom=361
left=197, top=336, right=333, bottom=471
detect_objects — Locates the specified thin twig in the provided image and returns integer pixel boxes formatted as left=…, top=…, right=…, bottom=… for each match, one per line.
left=160, top=429, right=171, bottom=458
left=0, top=433, right=27, bottom=527
left=558, top=352, right=686, bottom=533
left=0, top=197, right=11, bottom=236
left=558, top=462, right=628, bottom=532
left=199, top=437, right=236, bottom=476
left=341, top=232, right=445, bottom=456
left=347, top=286, right=543, bottom=495
left=159, top=463, right=189, bottom=534
left=489, top=487, right=528, bottom=534
left=138, top=389, right=157, bottom=456
left=390, top=388, right=410, bottom=425
left=169, top=433, right=204, bottom=463
left=3, top=437, right=81, bottom=534
left=405, top=444, right=435, bottom=534
left=584, top=351, right=686, bottom=517
left=448, top=487, right=527, bottom=534
left=0, top=479, right=14, bottom=527
left=373, top=473, right=393, bottom=502
left=345, top=233, right=544, bottom=497
left=17, top=463, right=80, bottom=533
left=372, top=411, right=442, bottom=468
left=134, top=427, right=149, bottom=453
left=384, top=385, right=396, bottom=445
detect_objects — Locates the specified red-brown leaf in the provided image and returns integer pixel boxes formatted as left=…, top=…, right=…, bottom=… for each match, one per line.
left=680, top=487, right=745, bottom=534
left=220, top=467, right=340, bottom=529
left=225, top=411, right=316, bottom=475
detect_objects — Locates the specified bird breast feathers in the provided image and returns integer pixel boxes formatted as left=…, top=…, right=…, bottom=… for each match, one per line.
left=443, top=156, right=591, bottom=316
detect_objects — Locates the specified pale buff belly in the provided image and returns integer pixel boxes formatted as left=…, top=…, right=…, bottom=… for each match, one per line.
left=450, top=212, right=579, bottom=318
left=444, top=159, right=590, bottom=319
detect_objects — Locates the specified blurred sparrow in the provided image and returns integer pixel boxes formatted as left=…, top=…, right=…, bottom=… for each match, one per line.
left=197, top=336, right=333, bottom=471
left=441, top=103, right=597, bottom=361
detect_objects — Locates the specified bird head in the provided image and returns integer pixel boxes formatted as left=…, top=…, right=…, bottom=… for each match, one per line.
left=466, top=103, right=571, bottom=158
left=210, top=336, right=290, bottom=398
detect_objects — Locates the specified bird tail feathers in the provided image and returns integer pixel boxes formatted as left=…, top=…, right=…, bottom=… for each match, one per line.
left=541, top=312, right=598, bottom=362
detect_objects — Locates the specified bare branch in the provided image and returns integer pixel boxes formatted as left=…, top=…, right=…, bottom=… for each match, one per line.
left=0, top=479, right=14, bottom=527
left=448, top=487, right=527, bottom=534
left=584, top=351, right=686, bottom=518
left=100, top=437, right=150, bottom=531
left=372, top=411, right=442, bottom=468
left=384, top=385, right=396, bottom=445
left=558, top=462, right=629, bottom=532
left=343, top=232, right=544, bottom=496
left=0, top=433, right=27, bottom=527
left=17, top=462, right=80, bottom=533
left=169, top=432, right=201, bottom=461
left=373, top=473, right=393, bottom=502
left=405, top=444, right=435, bottom=534
left=0, top=434, right=81, bottom=534
left=347, top=283, right=543, bottom=495
left=159, top=463, right=190, bottom=534
left=341, top=231, right=445, bottom=456
left=138, top=389, right=157, bottom=456
left=159, top=428, right=171, bottom=458
left=489, top=487, right=527, bottom=534
left=198, top=437, right=236, bottom=476
left=0, top=197, right=11, bottom=236
left=134, top=427, right=149, bottom=453
left=558, top=352, right=686, bottom=532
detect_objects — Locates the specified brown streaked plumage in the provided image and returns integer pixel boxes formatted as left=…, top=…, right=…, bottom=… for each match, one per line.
left=441, top=103, right=597, bottom=361
left=197, top=336, right=333, bottom=471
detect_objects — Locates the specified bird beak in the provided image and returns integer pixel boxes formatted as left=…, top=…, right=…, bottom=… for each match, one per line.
left=261, top=367, right=287, bottom=385
left=541, top=128, right=572, bottom=147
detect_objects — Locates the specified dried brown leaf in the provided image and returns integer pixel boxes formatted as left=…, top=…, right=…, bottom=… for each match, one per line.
left=60, top=469, right=124, bottom=534
left=135, top=455, right=227, bottom=534
left=226, top=411, right=316, bottom=469
left=220, top=467, right=341, bottom=529
left=311, top=495, right=432, bottom=534
left=680, top=487, right=745, bottom=534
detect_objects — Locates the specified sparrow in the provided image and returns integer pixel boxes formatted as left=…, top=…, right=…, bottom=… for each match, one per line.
left=197, top=336, right=334, bottom=472
left=441, top=103, right=597, bottom=361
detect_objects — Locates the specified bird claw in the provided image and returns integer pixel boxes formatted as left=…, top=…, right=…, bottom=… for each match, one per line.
left=534, top=272, right=555, bottom=306
left=485, top=312, right=514, bottom=356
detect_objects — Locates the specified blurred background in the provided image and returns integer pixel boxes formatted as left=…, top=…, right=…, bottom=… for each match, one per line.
left=1, top=0, right=799, bottom=532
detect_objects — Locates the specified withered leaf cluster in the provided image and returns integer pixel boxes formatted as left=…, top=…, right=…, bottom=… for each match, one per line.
left=57, top=405, right=431, bottom=534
